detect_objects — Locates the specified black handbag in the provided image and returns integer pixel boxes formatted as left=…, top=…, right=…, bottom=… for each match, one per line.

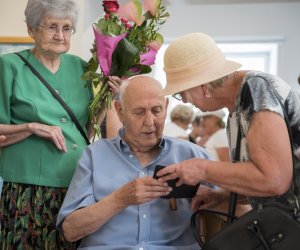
left=191, top=80, right=300, bottom=250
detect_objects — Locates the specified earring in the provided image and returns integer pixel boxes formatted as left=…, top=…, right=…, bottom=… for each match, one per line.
left=205, top=93, right=211, bottom=98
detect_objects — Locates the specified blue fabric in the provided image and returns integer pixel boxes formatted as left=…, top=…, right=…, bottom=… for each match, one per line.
left=57, top=129, right=212, bottom=250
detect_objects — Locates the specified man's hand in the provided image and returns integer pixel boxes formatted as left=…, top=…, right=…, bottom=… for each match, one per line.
left=116, top=176, right=172, bottom=205
left=191, top=186, right=228, bottom=211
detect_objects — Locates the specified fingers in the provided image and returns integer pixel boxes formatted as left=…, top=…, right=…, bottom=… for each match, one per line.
left=124, top=177, right=172, bottom=205
left=108, top=76, right=122, bottom=96
left=50, top=128, right=67, bottom=152
left=0, top=135, right=6, bottom=143
left=28, top=123, right=67, bottom=152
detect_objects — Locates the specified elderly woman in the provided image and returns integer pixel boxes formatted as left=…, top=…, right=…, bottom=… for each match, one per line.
left=157, top=32, right=300, bottom=214
left=0, top=0, right=122, bottom=248
left=163, top=104, right=194, bottom=139
left=198, top=109, right=230, bottom=162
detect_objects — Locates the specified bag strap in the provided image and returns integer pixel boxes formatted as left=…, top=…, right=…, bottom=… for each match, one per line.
left=15, top=53, right=90, bottom=145
left=228, top=77, right=298, bottom=220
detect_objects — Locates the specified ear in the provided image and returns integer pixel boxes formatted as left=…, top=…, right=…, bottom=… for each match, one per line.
left=114, top=100, right=123, bottom=123
left=27, top=25, right=34, bottom=39
left=201, top=84, right=211, bottom=98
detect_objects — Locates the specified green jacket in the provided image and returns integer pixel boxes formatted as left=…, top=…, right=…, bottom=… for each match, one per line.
left=0, top=50, right=92, bottom=187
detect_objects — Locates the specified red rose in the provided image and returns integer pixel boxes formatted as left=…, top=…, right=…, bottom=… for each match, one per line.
left=103, top=1, right=119, bottom=14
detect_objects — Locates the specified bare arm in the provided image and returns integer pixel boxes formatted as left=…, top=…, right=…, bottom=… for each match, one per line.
left=215, top=147, right=230, bottom=162
left=158, top=111, right=292, bottom=197
left=0, top=123, right=67, bottom=152
left=62, top=176, right=171, bottom=242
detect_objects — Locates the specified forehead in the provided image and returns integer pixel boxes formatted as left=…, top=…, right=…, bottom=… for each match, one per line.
left=41, top=14, right=72, bottom=24
left=125, top=87, right=165, bottom=109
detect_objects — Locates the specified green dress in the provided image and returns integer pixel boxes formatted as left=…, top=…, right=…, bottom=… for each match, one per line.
left=0, top=50, right=92, bottom=249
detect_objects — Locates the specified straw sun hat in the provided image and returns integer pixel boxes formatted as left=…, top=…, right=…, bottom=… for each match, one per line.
left=162, top=33, right=241, bottom=96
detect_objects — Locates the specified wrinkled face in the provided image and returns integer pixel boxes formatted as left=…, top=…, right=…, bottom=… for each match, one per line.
left=116, top=81, right=168, bottom=151
left=29, top=15, right=72, bottom=56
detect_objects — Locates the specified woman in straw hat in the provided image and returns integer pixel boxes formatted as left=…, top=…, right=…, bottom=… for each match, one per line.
left=156, top=32, right=300, bottom=213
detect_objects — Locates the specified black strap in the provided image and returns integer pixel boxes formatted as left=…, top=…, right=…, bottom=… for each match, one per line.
left=15, top=53, right=90, bottom=145
left=228, top=77, right=297, bottom=222
left=227, top=123, right=241, bottom=224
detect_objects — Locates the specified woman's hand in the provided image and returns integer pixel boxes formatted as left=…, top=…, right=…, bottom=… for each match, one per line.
left=0, top=135, right=6, bottom=143
left=156, top=158, right=208, bottom=186
left=28, top=122, right=67, bottom=152
left=108, top=76, right=122, bottom=99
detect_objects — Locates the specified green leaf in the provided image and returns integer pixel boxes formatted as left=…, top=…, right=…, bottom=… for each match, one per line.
left=110, top=38, right=139, bottom=76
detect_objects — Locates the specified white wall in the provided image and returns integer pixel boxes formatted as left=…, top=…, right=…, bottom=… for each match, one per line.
left=1, top=1, right=299, bottom=91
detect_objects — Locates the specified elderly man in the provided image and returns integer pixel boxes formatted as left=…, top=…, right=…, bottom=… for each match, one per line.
left=56, top=75, right=212, bottom=249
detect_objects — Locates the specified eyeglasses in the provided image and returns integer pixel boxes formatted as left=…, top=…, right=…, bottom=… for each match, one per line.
left=39, top=25, right=74, bottom=36
left=172, top=93, right=183, bottom=101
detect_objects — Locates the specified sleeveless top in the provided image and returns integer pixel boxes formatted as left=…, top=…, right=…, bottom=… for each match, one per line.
left=227, top=71, right=300, bottom=209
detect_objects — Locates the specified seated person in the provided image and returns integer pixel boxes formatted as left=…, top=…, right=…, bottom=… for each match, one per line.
left=188, top=115, right=205, bottom=144
left=198, top=110, right=230, bottom=162
left=163, top=104, right=194, bottom=140
left=56, top=75, right=212, bottom=249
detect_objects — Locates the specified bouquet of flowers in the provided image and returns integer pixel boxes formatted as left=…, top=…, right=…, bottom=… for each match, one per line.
left=82, top=0, right=169, bottom=135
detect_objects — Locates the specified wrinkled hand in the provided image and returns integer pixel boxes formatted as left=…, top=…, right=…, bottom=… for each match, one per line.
left=191, top=186, right=228, bottom=211
left=156, top=158, right=207, bottom=186
left=28, top=122, right=67, bottom=152
left=116, top=176, right=171, bottom=206
left=0, top=135, right=6, bottom=143
left=108, top=76, right=122, bottom=99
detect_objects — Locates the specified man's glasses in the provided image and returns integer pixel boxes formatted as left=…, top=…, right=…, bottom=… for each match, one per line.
left=172, top=93, right=183, bottom=101
left=39, top=25, right=75, bottom=36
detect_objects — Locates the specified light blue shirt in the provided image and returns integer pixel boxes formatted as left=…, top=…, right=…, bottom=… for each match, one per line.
left=57, top=129, right=212, bottom=250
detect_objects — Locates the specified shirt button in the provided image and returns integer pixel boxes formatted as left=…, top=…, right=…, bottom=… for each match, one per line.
left=139, top=248, right=144, bottom=250
left=60, top=117, right=67, bottom=123
left=72, top=144, right=77, bottom=150
left=143, top=214, right=147, bottom=219
left=55, top=89, right=60, bottom=95
left=129, top=154, right=133, bottom=158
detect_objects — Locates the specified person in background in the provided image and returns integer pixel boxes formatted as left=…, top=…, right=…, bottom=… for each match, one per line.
left=157, top=32, right=300, bottom=215
left=198, top=109, right=230, bottom=162
left=0, top=0, right=120, bottom=248
left=163, top=103, right=194, bottom=140
left=188, top=114, right=205, bottom=144
left=56, top=75, right=212, bottom=249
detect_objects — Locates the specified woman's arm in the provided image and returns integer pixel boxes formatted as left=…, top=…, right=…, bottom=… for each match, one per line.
left=0, top=123, right=67, bottom=152
left=158, top=110, right=292, bottom=197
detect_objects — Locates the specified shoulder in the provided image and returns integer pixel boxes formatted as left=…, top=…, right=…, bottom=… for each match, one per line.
left=0, top=51, right=23, bottom=66
left=164, top=136, right=212, bottom=159
left=240, top=71, right=290, bottom=116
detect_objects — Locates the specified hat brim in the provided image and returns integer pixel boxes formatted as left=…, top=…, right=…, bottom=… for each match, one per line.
left=162, top=60, right=241, bottom=96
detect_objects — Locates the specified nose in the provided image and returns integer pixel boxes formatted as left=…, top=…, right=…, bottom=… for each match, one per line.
left=53, top=29, right=64, bottom=39
left=144, top=112, right=155, bottom=126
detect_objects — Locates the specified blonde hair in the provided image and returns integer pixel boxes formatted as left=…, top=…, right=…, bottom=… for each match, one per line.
left=170, top=104, right=194, bottom=124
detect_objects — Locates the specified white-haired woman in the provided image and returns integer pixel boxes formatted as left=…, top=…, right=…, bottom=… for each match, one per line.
left=0, top=0, right=119, bottom=248
left=157, top=32, right=300, bottom=216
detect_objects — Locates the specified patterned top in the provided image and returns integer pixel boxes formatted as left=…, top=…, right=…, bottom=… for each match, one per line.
left=227, top=71, right=300, bottom=209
